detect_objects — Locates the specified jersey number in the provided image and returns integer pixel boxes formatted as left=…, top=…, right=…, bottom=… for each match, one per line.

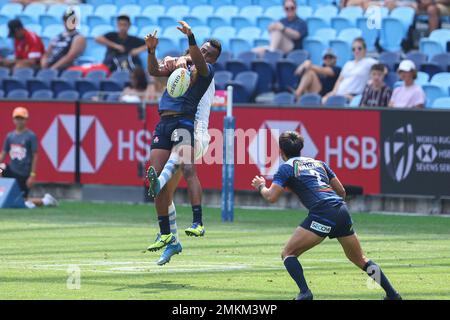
left=310, top=170, right=327, bottom=187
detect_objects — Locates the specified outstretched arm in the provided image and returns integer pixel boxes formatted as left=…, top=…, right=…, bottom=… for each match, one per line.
left=177, top=21, right=209, bottom=77
left=251, top=176, right=284, bottom=204
left=144, top=30, right=171, bottom=77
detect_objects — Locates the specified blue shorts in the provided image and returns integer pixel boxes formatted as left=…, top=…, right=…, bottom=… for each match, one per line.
left=151, top=115, right=195, bottom=151
left=300, top=204, right=355, bottom=239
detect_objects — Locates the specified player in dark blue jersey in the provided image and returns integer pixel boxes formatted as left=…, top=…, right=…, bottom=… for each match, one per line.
left=144, top=22, right=221, bottom=252
left=251, top=131, right=401, bottom=300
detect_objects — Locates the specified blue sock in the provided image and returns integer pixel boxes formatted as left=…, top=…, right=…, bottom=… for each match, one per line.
left=364, top=260, right=398, bottom=298
left=158, top=216, right=171, bottom=235
left=192, top=205, right=203, bottom=225
left=283, top=256, right=309, bottom=294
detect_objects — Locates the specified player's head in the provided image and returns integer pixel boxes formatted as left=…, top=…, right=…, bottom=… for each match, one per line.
left=117, top=14, right=131, bottom=35
left=370, top=63, right=387, bottom=86
left=201, top=39, right=222, bottom=64
left=284, top=0, right=297, bottom=19
left=12, top=107, right=29, bottom=130
left=279, top=131, right=304, bottom=161
left=8, top=19, right=25, bottom=39
left=352, top=37, right=367, bottom=60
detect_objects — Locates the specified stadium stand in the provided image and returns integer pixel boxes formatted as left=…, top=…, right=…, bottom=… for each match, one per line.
left=0, top=0, right=449, bottom=105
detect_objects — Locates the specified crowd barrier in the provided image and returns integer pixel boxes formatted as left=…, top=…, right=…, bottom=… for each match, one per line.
left=0, top=100, right=449, bottom=197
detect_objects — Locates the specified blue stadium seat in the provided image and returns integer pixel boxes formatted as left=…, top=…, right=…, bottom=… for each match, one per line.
left=417, top=71, right=430, bottom=85
left=47, top=4, right=69, bottom=18
left=24, top=24, right=42, bottom=36
left=76, top=79, right=99, bottom=96
left=303, top=38, right=325, bottom=65
left=163, top=26, right=186, bottom=44
left=138, top=0, right=160, bottom=5
left=251, top=60, right=274, bottom=94
left=406, top=51, right=428, bottom=69
left=298, top=93, right=321, bottom=106
left=337, top=28, right=362, bottom=44
left=3, top=78, right=26, bottom=93
left=431, top=53, right=450, bottom=71
left=356, top=17, right=378, bottom=52
left=236, top=26, right=261, bottom=43
left=214, top=71, right=233, bottom=90
left=286, top=49, right=309, bottom=65
left=257, top=16, right=274, bottom=30
left=210, top=0, right=233, bottom=6
left=276, top=60, right=299, bottom=91
left=118, top=5, right=142, bottom=18
left=339, top=6, right=363, bottom=25
left=57, top=90, right=80, bottom=101
left=0, top=66, right=10, bottom=79
left=189, top=5, right=214, bottom=23
left=94, top=4, right=118, bottom=20
left=306, top=17, right=330, bottom=37
left=86, top=70, right=108, bottom=82
left=7, top=89, right=29, bottom=99
left=314, top=28, right=337, bottom=45
left=230, top=39, right=252, bottom=56
left=384, top=71, right=399, bottom=88
left=420, top=63, right=444, bottom=78
left=157, top=16, right=178, bottom=29
left=100, top=79, right=123, bottom=92
left=227, top=71, right=258, bottom=103
left=390, top=6, right=415, bottom=30
left=258, top=0, right=280, bottom=9
left=226, top=60, right=249, bottom=78
left=78, top=4, right=94, bottom=23
left=296, top=5, right=313, bottom=20
left=27, top=79, right=49, bottom=94
left=43, top=24, right=65, bottom=39
left=237, top=51, right=257, bottom=67
left=422, top=84, right=447, bottom=107
left=430, top=97, right=450, bottom=109
left=13, top=68, right=34, bottom=80
left=164, top=0, right=185, bottom=7
left=106, top=92, right=122, bottom=101
left=186, top=0, right=209, bottom=6
left=82, top=91, right=101, bottom=101
left=139, top=26, right=162, bottom=39
left=62, top=70, right=84, bottom=82
left=379, top=52, right=401, bottom=71
left=420, top=39, right=444, bottom=57
left=314, top=5, right=339, bottom=24
left=380, top=17, right=405, bottom=52
left=263, top=6, right=284, bottom=21
left=212, top=26, right=237, bottom=50
left=183, top=16, right=205, bottom=28
left=331, top=17, right=353, bottom=33
left=110, top=70, right=130, bottom=86
left=329, top=40, right=351, bottom=67
left=52, top=79, right=74, bottom=94
left=156, top=38, right=178, bottom=58
left=274, top=92, right=295, bottom=105
left=231, top=16, right=253, bottom=29
left=90, top=25, right=114, bottom=38
left=239, top=6, right=264, bottom=25
left=350, top=94, right=362, bottom=107
left=215, top=51, right=232, bottom=70
left=0, top=3, right=23, bottom=18
left=207, top=17, right=228, bottom=30
left=325, top=95, right=347, bottom=107
left=263, top=50, right=283, bottom=69
left=0, top=89, right=4, bottom=98
left=39, top=15, right=60, bottom=29
left=431, top=72, right=450, bottom=87
left=87, top=15, right=110, bottom=29
left=233, top=0, right=253, bottom=8
left=429, top=29, right=450, bottom=51
left=141, top=5, right=166, bottom=19
left=187, top=26, right=211, bottom=44
left=165, top=5, right=190, bottom=21
left=31, top=89, right=53, bottom=100
left=115, top=0, right=138, bottom=7
left=135, top=17, right=155, bottom=30
left=214, top=6, right=239, bottom=24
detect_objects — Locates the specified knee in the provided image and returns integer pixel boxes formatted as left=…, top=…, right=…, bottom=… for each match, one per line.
left=427, top=4, right=439, bottom=16
left=182, top=164, right=196, bottom=180
left=281, top=248, right=301, bottom=260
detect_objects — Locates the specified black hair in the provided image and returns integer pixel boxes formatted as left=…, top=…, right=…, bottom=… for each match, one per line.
left=205, top=38, right=222, bottom=59
left=371, top=63, right=387, bottom=74
left=117, top=15, right=131, bottom=24
left=131, top=67, right=148, bottom=91
left=279, top=131, right=304, bottom=159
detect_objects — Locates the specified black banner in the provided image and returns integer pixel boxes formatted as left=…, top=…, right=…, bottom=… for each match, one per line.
left=381, top=110, right=450, bottom=196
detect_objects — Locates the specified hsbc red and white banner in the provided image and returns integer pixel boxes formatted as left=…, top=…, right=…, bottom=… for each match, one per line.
left=0, top=101, right=76, bottom=184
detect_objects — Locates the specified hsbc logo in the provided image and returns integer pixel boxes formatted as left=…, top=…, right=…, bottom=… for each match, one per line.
left=416, top=144, right=437, bottom=163
left=41, top=115, right=112, bottom=173
left=248, top=121, right=318, bottom=176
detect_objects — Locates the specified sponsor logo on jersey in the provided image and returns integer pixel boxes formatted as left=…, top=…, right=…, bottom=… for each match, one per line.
left=310, top=221, right=331, bottom=234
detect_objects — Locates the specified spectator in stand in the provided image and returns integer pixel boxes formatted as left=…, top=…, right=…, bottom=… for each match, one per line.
left=120, top=67, right=161, bottom=103
left=323, top=38, right=377, bottom=103
left=96, top=14, right=147, bottom=72
left=293, top=48, right=341, bottom=100
left=253, top=0, right=308, bottom=56
left=40, top=8, right=86, bottom=71
left=389, top=60, right=425, bottom=108
left=0, top=19, right=44, bottom=69
left=359, top=63, right=392, bottom=107
left=0, top=107, right=58, bottom=209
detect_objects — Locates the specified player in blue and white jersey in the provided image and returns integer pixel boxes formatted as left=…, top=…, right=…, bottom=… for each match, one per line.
left=251, top=131, right=401, bottom=300
left=144, top=22, right=221, bottom=252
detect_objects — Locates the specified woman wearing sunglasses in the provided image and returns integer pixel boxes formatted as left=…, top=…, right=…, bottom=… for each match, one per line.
left=323, top=37, right=377, bottom=104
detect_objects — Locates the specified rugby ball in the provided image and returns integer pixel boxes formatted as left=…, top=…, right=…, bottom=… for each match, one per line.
left=167, top=68, right=191, bottom=98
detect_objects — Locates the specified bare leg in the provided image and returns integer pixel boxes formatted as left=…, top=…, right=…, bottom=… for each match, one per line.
left=270, top=30, right=295, bottom=54
left=150, top=148, right=171, bottom=217
left=295, top=70, right=323, bottom=99
left=427, top=4, right=440, bottom=32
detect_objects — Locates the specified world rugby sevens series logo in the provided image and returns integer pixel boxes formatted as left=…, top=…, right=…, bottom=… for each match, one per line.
left=384, top=124, right=415, bottom=182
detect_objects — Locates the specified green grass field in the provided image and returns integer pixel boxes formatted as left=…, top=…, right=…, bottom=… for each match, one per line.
left=0, top=201, right=449, bottom=300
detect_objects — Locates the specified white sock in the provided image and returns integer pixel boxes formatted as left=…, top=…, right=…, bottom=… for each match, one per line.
left=158, top=153, right=180, bottom=190
left=42, top=195, right=51, bottom=206
left=25, top=200, right=36, bottom=209
left=168, top=202, right=179, bottom=245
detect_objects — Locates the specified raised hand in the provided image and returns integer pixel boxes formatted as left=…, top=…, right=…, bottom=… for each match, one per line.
left=144, top=30, right=159, bottom=50
left=177, top=21, right=193, bottom=36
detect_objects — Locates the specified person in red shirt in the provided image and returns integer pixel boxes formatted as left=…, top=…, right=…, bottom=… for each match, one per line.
left=0, top=19, right=45, bottom=69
